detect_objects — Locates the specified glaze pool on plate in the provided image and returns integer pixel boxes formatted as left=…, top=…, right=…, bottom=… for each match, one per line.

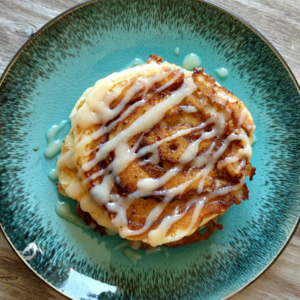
left=0, top=0, right=299, bottom=299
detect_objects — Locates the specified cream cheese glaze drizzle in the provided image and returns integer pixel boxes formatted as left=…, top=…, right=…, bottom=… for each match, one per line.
left=44, top=120, right=69, bottom=158
left=182, top=53, right=201, bottom=71
left=58, top=60, right=254, bottom=247
left=48, top=166, right=58, bottom=181
left=215, top=67, right=229, bottom=79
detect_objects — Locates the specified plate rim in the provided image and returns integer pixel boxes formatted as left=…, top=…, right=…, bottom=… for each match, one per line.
left=0, top=0, right=299, bottom=299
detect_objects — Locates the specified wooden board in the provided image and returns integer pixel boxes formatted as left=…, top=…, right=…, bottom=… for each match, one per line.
left=0, top=0, right=299, bottom=299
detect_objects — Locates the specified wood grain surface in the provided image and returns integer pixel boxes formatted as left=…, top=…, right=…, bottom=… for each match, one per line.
left=0, top=0, right=299, bottom=299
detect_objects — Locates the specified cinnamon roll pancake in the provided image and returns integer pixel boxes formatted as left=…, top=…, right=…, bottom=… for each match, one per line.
left=57, top=55, right=255, bottom=247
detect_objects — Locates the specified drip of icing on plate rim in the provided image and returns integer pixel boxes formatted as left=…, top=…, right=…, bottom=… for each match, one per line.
left=48, top=166, right=58, bottom=181
left=182, top=53, right=201, bottom=70
left=126, top=58, right=145, bottom=69
left=58, top=59, right=254, bottom=247
left=45, top=121, right=70, bottom=183
left=44, top=120, right=69, bottom=158
left=216, top=67, right=228, bottom=79
left=55, top=201, right=88, bottom=228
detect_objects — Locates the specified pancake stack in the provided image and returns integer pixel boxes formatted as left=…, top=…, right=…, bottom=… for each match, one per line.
left=57, top=55, right=255, bottom=247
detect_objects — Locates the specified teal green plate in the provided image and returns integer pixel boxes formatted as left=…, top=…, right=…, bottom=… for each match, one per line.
left=0, top=0, right=299, bottom=299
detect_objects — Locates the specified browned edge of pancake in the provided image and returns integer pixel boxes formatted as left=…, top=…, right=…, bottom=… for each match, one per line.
left=75, top=203, right=223, bottom=248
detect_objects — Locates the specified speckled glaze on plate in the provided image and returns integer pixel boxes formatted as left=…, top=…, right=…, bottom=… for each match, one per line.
left=0, top=0, right=299, bottom=299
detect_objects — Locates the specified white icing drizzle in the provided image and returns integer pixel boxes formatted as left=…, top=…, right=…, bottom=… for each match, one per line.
left=90, top=174, right=114, bottom=205
left=149, top=199, right=205, bottom=245
left=82, top=76, right=197, bottom=173
left=180, top=105, right=198, bottom=113
left=215, top=67, right=229, bottom=79
left=174, top=47, right=180, bottom=56
left=182, top=53, right=201, bottom=71
left=44, top=120, right=69, bottom=158
left=155, top=69, right=184, bottom=93
left=59, top=61, right=254, bottom=247
left=55, top=201, right=88, bottom=228
left=48, top=166, right=58, bottom=181
left=126, top=58, right=145, bottom=69
left=75, top=63, right=176, bottom=128
left=137, top=167, right=181, bottom=193
left=238, top=108, right=248, bottom=125
left=58, top=149, right=77, bottom=169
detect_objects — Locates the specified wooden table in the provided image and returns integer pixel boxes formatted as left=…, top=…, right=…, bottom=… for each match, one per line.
left=0, top=0, right=299, bottom=299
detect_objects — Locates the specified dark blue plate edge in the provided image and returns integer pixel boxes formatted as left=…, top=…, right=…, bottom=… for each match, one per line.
left=0, top=0, right=299, bottom=299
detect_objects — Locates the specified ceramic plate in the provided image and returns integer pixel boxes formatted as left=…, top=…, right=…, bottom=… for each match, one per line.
left=0, top=0, right=299, bottom=299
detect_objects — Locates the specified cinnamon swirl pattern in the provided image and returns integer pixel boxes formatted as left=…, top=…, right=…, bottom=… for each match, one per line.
left=57, top=55, right=255, bottom=247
